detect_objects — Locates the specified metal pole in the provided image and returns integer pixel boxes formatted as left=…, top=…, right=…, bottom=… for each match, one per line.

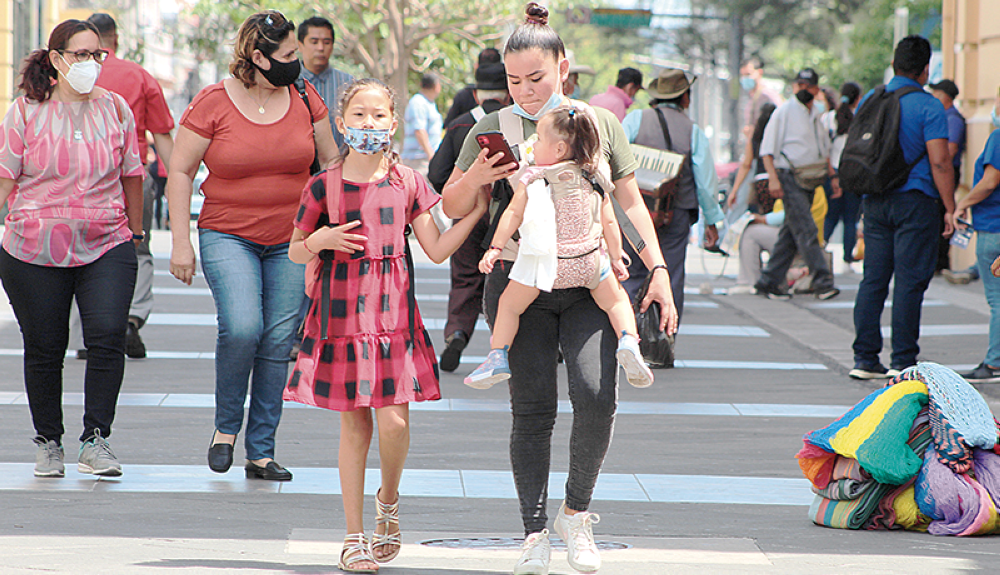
left=728, top=14, right=744, bottom=162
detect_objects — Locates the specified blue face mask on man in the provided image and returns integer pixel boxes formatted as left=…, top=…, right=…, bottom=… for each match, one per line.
left=740, top=76, right=756, bottom=92
left=513, top=92, right=565, bottom=122
left=992, top=108, right=1000, bottom=130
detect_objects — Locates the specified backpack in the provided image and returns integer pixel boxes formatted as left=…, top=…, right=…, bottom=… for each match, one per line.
left=839, top=85, right=925, bottom=196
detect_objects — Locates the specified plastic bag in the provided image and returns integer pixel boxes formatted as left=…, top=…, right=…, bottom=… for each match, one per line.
left=633, top=271, right=674, bottom=368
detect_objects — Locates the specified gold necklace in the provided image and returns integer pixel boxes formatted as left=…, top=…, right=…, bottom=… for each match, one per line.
left=249, top=85, right=276, bottom=114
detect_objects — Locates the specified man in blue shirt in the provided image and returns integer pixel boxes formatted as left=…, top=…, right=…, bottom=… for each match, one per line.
left=621, top=68, right=724, bottom=327
left=297, top=17, right=354, bottom=150
left=930, top=79, right=970, bottom=276
left=850, top=36, right=957, bottom=380
left=401, top=74, right=443, bottom=177
left=953, top=97, right=1000, bottom=383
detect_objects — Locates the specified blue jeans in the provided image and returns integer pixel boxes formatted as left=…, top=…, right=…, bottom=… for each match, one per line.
left=199, top=230, right=305, bottom=460
left=824, top=176, right=861, bottom=262
left=853, top=191, right=941, bottom=369
left=976, top=231, right=1000, bottom=367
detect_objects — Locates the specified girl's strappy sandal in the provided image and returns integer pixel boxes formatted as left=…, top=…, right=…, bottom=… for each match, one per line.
left=371, top=491, right=401, bottom=563
left=338, top=533, right=378, bottom=573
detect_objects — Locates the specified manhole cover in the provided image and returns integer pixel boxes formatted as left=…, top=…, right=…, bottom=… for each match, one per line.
left=419, top=537, right=630, bottom=551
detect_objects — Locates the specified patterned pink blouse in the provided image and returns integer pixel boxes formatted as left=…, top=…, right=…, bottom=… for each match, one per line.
left=0, top=92, right=144, bottom=266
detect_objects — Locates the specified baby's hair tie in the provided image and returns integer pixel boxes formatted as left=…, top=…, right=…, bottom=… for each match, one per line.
left=568, top=108, right=576, bottom=119
left=265, top=15, right=274, bottom=26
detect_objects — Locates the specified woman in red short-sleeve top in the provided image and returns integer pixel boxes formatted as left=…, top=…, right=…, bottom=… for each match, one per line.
left=165, top=10, right=339, bottom=481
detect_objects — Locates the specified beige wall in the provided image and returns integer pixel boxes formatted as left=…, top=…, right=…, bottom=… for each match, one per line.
left=941, top=0, right=999, bottom=268
left=1, top=2, right=13, bottom=114
left=0, top=0, right=73, bottom=115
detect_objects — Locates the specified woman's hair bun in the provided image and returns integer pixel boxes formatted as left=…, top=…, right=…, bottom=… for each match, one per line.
left=525, top=2, right=549, bottom=26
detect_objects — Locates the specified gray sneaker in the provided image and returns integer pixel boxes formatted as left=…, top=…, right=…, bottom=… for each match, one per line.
left=33, top=436, right=64, bottom=477
left=78, top=431, right=122, bottom=476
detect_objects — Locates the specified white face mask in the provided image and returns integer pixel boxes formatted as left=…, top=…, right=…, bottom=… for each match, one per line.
left=59, top=55, right=101, bottom=95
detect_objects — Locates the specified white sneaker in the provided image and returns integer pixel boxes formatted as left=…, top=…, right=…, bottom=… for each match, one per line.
left=616, top=334, right=653, bottom=388
left=553, top=504, right=601, bottom=573
left=513, top=529, right=550, bottom=575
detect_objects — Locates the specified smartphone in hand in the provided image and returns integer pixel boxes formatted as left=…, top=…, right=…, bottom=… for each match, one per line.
left=475, top=131, right=519, bottom=169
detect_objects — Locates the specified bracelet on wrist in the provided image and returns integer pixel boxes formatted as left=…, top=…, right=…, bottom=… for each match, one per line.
left=132, top=232, right=145, bottom=242
left=650, top=264, right=668, bottom=276
left=489, top=245, right=503, bottom=252
left=303, top=236, right=319, bottom=256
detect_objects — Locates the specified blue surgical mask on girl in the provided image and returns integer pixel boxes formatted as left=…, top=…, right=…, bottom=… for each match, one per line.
left=814, top=101, right=827, bottom=115
left=344, top=126, right=393, bottom=155
left=992, top=108, right=1000, bottom=130
left=740, top=76, right=756, bottom=92
left=513, top=92, right=564, bottom=122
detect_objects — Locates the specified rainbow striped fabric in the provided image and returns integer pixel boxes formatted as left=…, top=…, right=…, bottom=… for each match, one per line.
left=805, top=379, right=929, bottom=485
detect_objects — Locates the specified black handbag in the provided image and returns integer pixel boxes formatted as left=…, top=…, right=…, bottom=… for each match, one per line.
left=633, top=270, right=674, bottom=368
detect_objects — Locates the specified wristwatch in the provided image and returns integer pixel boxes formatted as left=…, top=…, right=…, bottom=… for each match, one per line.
left=132, top=232, right=145, bottom=242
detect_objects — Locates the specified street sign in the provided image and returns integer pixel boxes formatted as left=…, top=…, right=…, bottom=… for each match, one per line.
left=564, top=7, right=653, bottom=28
left=591, top=8, right=652, bottom=29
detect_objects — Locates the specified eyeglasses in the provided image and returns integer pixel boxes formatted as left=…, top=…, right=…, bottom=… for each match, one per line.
left=59, top=49, right=109, bottom=63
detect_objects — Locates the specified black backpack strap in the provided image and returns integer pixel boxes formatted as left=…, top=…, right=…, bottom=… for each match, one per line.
left=612, top=194, right=645, bottom=254
left=403, top=225, right=416, bottom=350
left=481, top=177, right=515, bottom=251
left=653, top=107, right=674, bottom=151
left=318, top=256, right=334, bottom=340
left=294, top=79, right=322, bottom=175
left=892, top=86, right=928, bottom=167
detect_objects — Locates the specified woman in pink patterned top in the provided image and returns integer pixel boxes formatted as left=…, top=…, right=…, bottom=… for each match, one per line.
left=0, top=20, right=144, bottom=479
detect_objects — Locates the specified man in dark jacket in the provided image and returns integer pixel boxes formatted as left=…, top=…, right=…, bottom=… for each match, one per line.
left=428, top=63, right=509, bottom=371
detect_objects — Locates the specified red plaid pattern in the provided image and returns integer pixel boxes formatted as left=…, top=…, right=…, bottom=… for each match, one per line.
left=283, top=168, right=442, bottom=411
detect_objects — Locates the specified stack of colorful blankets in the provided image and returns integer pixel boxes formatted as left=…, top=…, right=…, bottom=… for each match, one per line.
left=797, top=362, right=1000, bottom=535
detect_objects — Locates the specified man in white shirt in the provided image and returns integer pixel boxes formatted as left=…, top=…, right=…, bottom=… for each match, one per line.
left=754, top=68, right=840, bottom=300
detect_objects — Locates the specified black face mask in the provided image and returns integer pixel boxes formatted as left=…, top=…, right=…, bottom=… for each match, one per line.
left=254, top=55, right=301, bottom=87
left=795, top=89, right=815, bottom=105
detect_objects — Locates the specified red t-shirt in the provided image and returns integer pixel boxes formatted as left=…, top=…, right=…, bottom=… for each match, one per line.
left=95, top=52, right=174, bottom=160
left=180, top=80, right=327, bottom=245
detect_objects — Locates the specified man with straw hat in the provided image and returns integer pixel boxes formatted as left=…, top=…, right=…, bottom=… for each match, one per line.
left=621, top=68, right=724, bottom=346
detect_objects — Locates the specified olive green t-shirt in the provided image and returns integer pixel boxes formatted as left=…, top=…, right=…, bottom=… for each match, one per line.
left=454, top=102, right=638, bottom=179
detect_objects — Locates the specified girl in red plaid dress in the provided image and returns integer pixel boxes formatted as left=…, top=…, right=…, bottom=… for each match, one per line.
left=284, top=78, right=487, bottom=573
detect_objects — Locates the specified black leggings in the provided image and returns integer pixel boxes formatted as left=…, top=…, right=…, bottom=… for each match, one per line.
left=0, top=243, right=137, bottom=444
left=484, top=262, right=617, bottom=535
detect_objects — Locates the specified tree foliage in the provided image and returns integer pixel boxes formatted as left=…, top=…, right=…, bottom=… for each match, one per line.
left=181, top=0, right=521, bottom=109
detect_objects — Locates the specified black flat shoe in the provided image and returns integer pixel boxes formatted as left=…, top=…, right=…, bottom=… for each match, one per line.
left=207, top=431, right=235, bottom=473
left=245, top=460, right=292, bottom=481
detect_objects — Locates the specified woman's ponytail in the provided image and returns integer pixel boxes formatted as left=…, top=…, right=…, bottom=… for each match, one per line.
left=18, top=48, right=57, bottom=102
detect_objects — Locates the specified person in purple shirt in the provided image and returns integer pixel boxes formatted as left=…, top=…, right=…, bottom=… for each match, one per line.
left=849, top=35, right=957, bottom=380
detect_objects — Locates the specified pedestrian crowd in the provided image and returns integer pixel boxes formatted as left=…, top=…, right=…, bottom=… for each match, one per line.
left=2, top=2, right=1000, bottom=574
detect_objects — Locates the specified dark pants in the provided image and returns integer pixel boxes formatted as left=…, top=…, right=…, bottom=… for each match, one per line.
left=484, top=262, right=617, bottom=535
left=935, top=168, right=961, bottom=272
left=444, top=214, right=490, bottom=341
left=824, top=177, right=862, bottom=262
left=757, top=171, right=834, bottom=292
left=0, top=242, right=137, bottom=444
left=622, top=208, right=694, bottom=322
left=853, top=191, right=941, bottom=369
